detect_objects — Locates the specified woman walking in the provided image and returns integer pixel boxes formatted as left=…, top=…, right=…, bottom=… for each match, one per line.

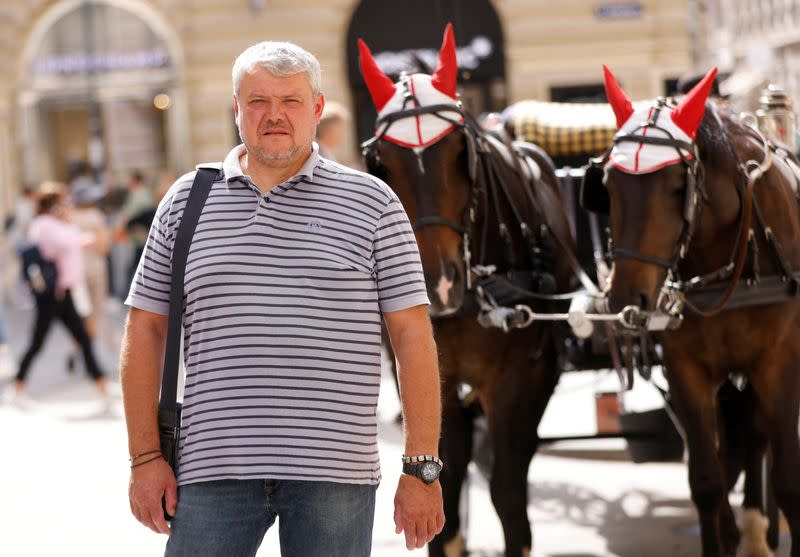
left=14, top=182, right=109, bottom=397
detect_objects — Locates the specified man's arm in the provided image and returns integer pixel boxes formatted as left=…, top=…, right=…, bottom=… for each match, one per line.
left=383, top=304, right=444, bottom=550
left=120, top=306, right=176, bottom=535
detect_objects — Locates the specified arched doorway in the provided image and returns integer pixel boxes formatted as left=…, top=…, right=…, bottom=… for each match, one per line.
left=17, top=0, right=188, bottom=187
left=346, top=0, right=507, bottom=143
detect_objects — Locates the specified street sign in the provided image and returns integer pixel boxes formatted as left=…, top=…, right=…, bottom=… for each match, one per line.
left=595, top=3, right=644, bottom=19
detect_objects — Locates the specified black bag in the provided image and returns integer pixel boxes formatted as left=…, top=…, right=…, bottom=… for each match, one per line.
left=157, top=165, right=218, bottom=520
left=20, top=245, right=57, bottom=297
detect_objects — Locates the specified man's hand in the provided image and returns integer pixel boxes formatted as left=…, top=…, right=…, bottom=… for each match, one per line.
left=393, top=474, right=445, bottom=550
left=128, top=457, right=177, bottom=535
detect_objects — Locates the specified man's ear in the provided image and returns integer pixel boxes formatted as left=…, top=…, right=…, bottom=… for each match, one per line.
left=315, top=92, right=325, bottom=124
left=233, top=94, right=240, bottom=127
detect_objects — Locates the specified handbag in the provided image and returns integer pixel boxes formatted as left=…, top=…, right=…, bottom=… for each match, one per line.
left=157, top=165, right=218, bottom=519
left=20, top=245, right=58, bottom=297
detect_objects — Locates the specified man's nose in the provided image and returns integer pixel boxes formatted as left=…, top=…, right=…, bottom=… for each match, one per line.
left=264, top=102, right=281, bottom=118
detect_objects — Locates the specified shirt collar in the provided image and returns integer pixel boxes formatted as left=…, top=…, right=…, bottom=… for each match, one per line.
left=222, top=143, right=320, bottom=189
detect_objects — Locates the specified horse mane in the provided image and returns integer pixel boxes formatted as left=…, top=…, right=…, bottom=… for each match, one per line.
left=695, top=100, right=745, bottom=170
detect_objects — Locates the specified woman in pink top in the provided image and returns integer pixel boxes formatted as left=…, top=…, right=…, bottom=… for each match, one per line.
left=14, top=182, right=109, bottom=396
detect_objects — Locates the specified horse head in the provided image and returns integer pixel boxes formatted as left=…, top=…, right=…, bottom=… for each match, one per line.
left=594, top=66, right=718, bottom=315
left=359, top=24, right=474, bottom=316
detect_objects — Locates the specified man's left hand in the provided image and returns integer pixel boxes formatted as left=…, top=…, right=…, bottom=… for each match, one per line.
left=393, top=474, right=445, bottom=550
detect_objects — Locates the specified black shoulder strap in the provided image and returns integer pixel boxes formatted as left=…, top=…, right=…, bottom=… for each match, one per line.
left=158, top=167, right=219, bottom=416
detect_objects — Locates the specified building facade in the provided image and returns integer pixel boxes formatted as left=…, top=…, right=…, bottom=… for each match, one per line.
left=703, top=0, right=800, bottom=110
left=0, top=0, right=693, bottom=217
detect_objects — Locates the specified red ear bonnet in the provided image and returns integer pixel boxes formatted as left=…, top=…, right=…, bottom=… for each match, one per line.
left=603, top=65, right=634, bottom=129
left=431, top=23, right=458, bottom=98
left=358, top=38, right=397, bottom=112
left=670, top=67, right=718, bottom=138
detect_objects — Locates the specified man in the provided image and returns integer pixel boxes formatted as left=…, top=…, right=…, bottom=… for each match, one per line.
left=120, top=41, right=444, bottom=556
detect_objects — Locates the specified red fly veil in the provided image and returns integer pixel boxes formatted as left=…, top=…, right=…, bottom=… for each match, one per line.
left=359, top=24, right=463, bottom=148
left=604, top=66, right=718, bottom=174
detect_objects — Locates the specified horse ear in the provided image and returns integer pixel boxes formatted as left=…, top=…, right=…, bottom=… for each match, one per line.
left=358, top=38, right=396, bottom=112
left=671, top=67, right=718, bottom=138
left=431, top=23, right=458, bottom=98
left=603, top=65, right=634, bottom=129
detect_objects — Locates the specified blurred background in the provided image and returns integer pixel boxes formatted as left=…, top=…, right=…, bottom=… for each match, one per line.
left=0, top=0, right=792, bottom=221
left=0, top=1, right=796, bottom=556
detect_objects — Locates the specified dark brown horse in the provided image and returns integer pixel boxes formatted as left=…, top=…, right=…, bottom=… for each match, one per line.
left=359, top=26, right=579, bottom=557
left=590, top=66, right=800, bottom=557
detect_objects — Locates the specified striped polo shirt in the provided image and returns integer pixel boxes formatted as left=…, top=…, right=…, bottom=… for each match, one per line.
left=126, top=143, right=429, bottom=486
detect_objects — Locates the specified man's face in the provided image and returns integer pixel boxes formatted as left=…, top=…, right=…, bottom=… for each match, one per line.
left=234, top=67, right=324, bottom=169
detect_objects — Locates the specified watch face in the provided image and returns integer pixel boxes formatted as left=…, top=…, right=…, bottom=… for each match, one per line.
left=420, top=461, right=440, bottom=482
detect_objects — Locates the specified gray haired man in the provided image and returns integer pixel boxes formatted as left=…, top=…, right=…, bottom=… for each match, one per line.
left=120, top=41, right=444, bottom=556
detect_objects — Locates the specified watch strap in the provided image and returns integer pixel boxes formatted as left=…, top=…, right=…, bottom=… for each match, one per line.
left=402, top=460, right=442, bottom=484
left=401, top=454, right=443, bottom=467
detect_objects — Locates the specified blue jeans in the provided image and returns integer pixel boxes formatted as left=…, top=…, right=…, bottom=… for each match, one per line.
left=165, top=479, right=377, bottom=557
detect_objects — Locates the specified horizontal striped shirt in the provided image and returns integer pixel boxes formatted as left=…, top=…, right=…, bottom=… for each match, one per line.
left=126, top=143, right=429, bottom=486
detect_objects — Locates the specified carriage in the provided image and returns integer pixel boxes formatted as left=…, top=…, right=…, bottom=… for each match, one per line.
left=358, top=25, right=800, bottom=557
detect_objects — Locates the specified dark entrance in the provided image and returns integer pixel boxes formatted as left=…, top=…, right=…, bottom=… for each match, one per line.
left=346, top=0, right=507, bottom=143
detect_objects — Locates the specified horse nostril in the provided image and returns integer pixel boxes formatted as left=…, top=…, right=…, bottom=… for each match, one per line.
left=444, top=262, right=458, bottom=282
left=639, top=292, right=650, bottom=310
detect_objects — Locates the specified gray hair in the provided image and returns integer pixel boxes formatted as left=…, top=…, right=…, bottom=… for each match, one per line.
left=232, top=41, right=322, bottom=98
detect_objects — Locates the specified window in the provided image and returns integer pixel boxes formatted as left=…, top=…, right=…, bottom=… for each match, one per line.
left=550, top=84, right=606, bottom=103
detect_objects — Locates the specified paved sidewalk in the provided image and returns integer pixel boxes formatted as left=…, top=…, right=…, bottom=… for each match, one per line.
left=0, top=301, right=790, bottom=556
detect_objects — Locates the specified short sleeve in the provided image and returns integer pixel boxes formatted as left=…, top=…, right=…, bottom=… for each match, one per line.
left=124, top=178, right=189, bottom=315
left=372, top=194, right=430, bottom=313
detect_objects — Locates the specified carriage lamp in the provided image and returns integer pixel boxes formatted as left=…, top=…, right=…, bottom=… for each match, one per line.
left=756, top=84, right=797, bottom=151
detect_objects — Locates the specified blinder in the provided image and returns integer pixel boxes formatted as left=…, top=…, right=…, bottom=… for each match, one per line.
left=580, top=157, right=610, bottom=215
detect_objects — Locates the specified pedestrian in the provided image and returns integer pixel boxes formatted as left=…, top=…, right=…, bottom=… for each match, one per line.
left=0, top=294, right=12, bottom=380
left=118, top=170, right=154, bottom=289
left=6, top=185, right=36, bottom=308
left=70, top=179, right=111, bottom=346
left=14, top=182, right=110, bottom=398
left=120, top=41, right=444, bottom=556
left=316, top=100, right=350, bottom=162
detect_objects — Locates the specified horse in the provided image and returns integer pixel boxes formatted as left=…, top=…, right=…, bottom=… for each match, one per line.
left=502, top=87, right=782, bottom=552
left=584, top=66, right=800, bottom=557
left=359, top=25, right=581, bottom=557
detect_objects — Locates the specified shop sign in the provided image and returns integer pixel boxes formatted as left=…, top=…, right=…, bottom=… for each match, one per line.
left=33, top=49, right=170, bottom=75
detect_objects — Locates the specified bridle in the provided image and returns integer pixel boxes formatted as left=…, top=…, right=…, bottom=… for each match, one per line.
left=590, top=97, right=707, bottom=275
left=361, top=73, right=601, bottom=330
left=361, top=72, right=484, bottom=288
left=587, top=99, right=775, bottom=326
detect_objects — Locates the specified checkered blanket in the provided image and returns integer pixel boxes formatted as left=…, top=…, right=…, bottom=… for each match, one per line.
left=509, top=100, right=640, bottom=157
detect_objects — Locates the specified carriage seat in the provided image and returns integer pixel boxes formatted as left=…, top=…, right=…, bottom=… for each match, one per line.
left=483, top=132, right=542, bottom=184
left=507, top=99, right=649, bottom=157
left=771, top=146, right=800, bottom=197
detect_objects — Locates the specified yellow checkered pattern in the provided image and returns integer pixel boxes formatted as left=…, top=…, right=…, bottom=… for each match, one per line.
left=510, top=100, right=622, bottom=157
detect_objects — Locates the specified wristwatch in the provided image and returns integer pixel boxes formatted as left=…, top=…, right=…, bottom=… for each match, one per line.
left=401, top=455, right=443, bottom=485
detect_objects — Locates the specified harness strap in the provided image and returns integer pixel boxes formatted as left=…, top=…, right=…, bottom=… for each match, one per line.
left=683, top=164, right=759, bottom=316
left=751, top=192, right=795, bottom=280
left=684, top=274, right=800, bottom=311
left=614, top=134, right=695, bottom=153
left=412, top=216, right=466, bottom=235
left=611, top=248, right=672, bottom=269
